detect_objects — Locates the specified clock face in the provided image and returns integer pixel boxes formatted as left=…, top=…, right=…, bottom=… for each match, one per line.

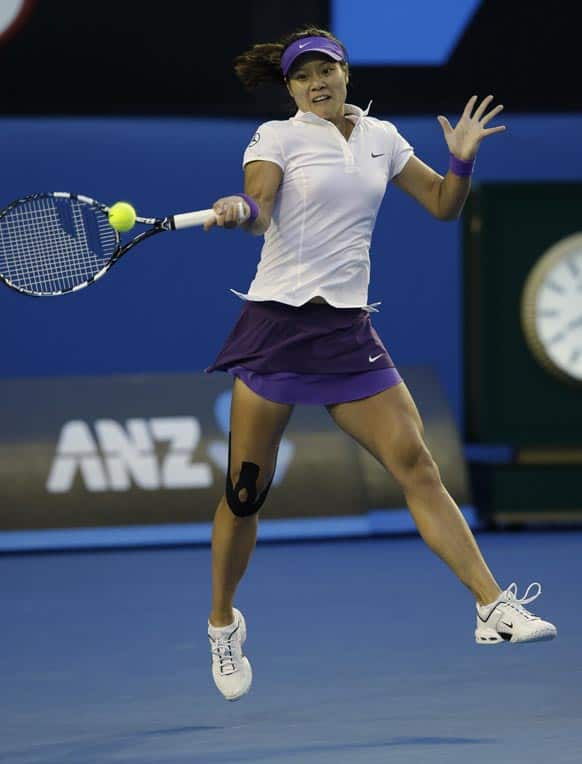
left=522, top=233, right=582, bottom=384
left=0, top=1, right=36, bottom=47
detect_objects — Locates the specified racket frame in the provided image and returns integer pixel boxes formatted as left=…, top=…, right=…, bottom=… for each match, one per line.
left=0, top=192, right=216, bottom=297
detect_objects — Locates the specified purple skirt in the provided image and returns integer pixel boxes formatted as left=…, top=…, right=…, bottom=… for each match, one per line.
left=205, top=300, right=402, bottom=405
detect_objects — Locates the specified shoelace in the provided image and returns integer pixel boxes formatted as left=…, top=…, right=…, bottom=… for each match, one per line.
left=210, top=634, right=237, bottom=675
left=502, top=582, right=542, bottom=619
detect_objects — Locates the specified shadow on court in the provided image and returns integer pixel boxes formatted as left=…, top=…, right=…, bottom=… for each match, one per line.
left=0, top=733, right=496, bottom=764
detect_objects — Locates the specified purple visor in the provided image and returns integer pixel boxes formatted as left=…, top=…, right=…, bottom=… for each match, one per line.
left=280, top=36, right=345, bottom=76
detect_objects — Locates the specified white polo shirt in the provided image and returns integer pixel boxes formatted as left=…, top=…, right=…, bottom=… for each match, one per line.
left=232, top=103, right=413, bottom=310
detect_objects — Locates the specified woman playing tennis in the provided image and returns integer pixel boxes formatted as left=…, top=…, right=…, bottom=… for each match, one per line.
left=204, top=26, right=557, bottom=701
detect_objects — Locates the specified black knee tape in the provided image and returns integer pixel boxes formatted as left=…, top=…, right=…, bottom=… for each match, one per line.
left=225, top=433, right=275, bottom=517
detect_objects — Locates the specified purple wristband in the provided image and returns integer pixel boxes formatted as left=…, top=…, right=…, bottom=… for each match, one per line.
left=238, top=193, right=259, bottom=222
left=449, top=153, right=475, bottom=177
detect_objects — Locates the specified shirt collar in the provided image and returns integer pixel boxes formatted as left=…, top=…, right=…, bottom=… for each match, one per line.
left=292, top=100, right=372, bottom=125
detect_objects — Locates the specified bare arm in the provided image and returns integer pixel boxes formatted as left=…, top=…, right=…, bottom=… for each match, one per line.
left=240, top=160, right=283, bottom=235
left=393, top=95, right=505, bottom=222
left=392, top=155, right=469, bottom=222
left=203, top=160, right=282, bottom=234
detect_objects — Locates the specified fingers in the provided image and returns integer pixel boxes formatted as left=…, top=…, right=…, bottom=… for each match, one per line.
left=462, top=95, right=478, bottom=119
left=464, top=94, right=504, bottom=125
left=473, top=94, right=494, bottom=120
left=446, top=94, right=506, bottom=157
left=437, top=115, right=453, bottom=134
left=222, top=204, right=241, bottom=229
left=482, top=125, right=507, bottom=136
left=481, top=103, right=504, bottom=126
left=203, top=212, right=217, bottom=231
left=207, top=196, right=248, bottom=231
left=474, top=98, right=506, bottom=137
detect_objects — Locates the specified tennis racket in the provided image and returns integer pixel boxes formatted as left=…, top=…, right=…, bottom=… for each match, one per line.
left=0, top=192, right=234, bottom=297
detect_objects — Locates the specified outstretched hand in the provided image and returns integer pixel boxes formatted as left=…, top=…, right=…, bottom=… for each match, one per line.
left=437, top=95, right=505, bottom=160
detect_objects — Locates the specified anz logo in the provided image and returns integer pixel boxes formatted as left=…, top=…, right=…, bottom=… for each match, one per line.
left=47, top=417, right=212, bottom=493
left=46, top=391, right=294, bottom=493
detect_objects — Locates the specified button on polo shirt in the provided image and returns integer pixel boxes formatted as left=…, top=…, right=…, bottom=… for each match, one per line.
left=232, top=103, right=413, bottom=309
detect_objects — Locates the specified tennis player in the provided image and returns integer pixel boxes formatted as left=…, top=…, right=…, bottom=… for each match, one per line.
left=204, top=27, right=557, bottom=701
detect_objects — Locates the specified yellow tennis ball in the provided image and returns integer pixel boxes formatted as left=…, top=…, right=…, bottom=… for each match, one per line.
left=108, top=201, right=136, bottom=232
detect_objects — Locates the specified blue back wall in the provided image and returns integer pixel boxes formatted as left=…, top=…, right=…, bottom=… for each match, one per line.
left=2, top=113, right=581, bottom=427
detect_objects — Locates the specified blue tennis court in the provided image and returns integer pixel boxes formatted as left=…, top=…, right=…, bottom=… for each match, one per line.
left=2, top=529, right=580, bottom=764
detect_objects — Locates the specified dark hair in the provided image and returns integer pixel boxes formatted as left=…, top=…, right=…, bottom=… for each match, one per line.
left=234, top=26, right=347, bottom=90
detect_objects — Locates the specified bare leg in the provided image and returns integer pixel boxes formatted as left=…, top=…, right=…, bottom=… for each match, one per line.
left=210, top=497, right=259, bottom=626
left=210, top=377, right=293, bottom=626
left=327, top=383, right=501, bottom=605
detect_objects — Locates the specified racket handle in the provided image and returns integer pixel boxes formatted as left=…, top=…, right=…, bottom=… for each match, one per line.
left=171, top=209, right=216, bottom=229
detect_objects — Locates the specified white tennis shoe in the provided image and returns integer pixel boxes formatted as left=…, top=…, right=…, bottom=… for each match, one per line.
left=475, top=582, right=557, bottom=645
left=208, top=608, right=252, bottom=701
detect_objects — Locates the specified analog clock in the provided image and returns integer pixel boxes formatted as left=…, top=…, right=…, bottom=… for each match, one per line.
left=521, top=232, right=582, bottom=385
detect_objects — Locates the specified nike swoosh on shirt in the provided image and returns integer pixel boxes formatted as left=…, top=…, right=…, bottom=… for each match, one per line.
left=371, top=152, right=385, bottom=158
left=298, top=42, right=309, bottom=48
left=369, top=354, right=384, bottom=363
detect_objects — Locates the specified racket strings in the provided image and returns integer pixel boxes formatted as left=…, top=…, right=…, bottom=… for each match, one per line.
left=0, top=196, right=118, bottom=294
left=1, top=200, right=112, bottom=290
left=0, top=202, right=86, bottom=292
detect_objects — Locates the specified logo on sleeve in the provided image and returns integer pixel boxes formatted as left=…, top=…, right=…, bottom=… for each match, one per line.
left=371, top=152, right=385, bottom=158
left=248, top=132, right=261, bottom=148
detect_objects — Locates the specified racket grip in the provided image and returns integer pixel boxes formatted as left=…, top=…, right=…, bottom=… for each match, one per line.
left=171, top=209, right=216, bottom=229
